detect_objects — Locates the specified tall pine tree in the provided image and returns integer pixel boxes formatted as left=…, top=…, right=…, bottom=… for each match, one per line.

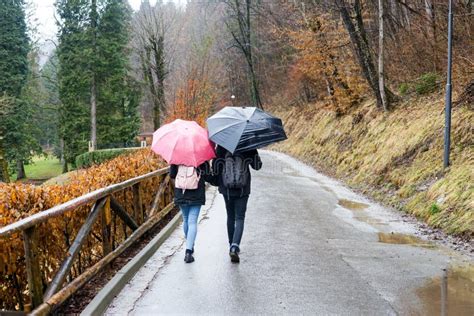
left=96, top=0, right=139, bottom=147
left=56, top=0, right=91, bottom=167
left=0, top=0, right=30, bottom=181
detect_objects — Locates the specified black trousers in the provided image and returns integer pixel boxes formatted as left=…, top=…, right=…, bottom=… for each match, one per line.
left=224, top=195, right=249, bottom=247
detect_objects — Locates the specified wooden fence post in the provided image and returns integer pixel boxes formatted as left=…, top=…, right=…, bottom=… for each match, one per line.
left=23, top=226, right=43, bottom=308
left=133, top=183, right=143, bottom=225
left=101, top=197, right=112, bottom=256
left=43, top=198, right=106, bottom=300
left=109, top=197, right=139, bottom=231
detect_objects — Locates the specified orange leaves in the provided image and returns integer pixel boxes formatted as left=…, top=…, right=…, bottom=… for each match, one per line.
left=167, top=76, right=216, bottom=126
left=283, top=14, right=366, bottom=113
left=0, top=149, right=165, bottom=310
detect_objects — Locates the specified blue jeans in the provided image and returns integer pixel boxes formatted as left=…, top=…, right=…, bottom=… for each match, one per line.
left=179, top=204, right=201, bottom=251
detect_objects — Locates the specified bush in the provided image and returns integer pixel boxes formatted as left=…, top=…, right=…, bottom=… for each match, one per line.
left=398, top=83, right=409, bottom=95
left=0, top=149, right=166, bottom=310
left=75, top=148, right=138, bottom=169
left=415, top=73, right=440, bottom=95
left=429, top=203, right=441, bottom=215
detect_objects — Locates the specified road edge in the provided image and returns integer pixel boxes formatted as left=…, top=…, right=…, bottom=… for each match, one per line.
left=81, top=212, right=182, bottom=316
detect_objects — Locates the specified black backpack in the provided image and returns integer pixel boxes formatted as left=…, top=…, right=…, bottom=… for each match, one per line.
left=222, top=152, right=248, bottom=189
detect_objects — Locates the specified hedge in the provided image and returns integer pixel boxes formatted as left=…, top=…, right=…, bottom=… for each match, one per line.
left=0, top=149, right=166, bottom=310
left=75, top=148, right=139, bottom=169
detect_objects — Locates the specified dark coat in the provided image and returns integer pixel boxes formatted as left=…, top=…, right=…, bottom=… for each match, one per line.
left=212, top=146, right=262, bottom=198
left=169, top=162, right=214, bottom=206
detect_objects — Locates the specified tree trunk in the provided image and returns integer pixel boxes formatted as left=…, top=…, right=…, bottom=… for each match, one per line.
left=248, top=58, right=263, bottom=110
left=151, top=36, right=166, bottom=128
left=60, top=138, right=68, bottom=173
left=244, top=0, right=263, bottom=110
left=336, top=0, right=382, bottom=108
left=0, top=140, right=10, bottom=183
left=401, top=0, right=410, bottom=29
left=90, top=77, right=97, bottom=150
left=226, top=0, right=264, bottom=109
left=16, top=160, right=26, bottom=180
left=378, top=0, right=388, bottom=111
left=90, top=0, right=98, bottom=151
left=424, top=0, right=438, bottom=71
left=141, top=49, right=160, bottom=130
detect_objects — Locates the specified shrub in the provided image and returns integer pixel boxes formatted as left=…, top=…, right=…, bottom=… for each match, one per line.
left=429, top=203, right=441, bottom=215
left=398, top=83, right=409, bottom=95
left=415, top=73, right=440, bottom=95
left=0, top=149, right=167, bottom=310
left=75, top=148, right=138, bottom=169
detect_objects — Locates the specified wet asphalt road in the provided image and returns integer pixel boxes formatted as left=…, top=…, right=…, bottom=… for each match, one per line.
left=106, top=151, right=473, bottom=315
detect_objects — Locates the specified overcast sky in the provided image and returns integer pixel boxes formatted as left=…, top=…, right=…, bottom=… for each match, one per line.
left=29, top=0, right=185, bottom=64
left=30, top=0, right=185, bottom=41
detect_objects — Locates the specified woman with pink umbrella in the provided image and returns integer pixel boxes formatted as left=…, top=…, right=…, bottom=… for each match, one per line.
left=152, top=119, right=216, bottom=263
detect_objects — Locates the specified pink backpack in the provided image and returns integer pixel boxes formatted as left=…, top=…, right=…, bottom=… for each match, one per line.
left=175, top=165, right=200, bottom=192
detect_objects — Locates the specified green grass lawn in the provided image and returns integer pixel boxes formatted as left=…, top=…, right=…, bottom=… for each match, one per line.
left=14, top=156, right=65, bottom=181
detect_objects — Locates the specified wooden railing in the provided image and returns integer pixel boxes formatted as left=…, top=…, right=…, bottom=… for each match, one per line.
left=0, top=167, right=175, bottom=315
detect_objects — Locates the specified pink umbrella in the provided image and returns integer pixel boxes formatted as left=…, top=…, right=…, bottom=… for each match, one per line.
left=151, top=119, right=215, bottom=167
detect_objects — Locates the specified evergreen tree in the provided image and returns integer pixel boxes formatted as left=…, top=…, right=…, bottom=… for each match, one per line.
left=12, top=50, right=43, bottom=179
left=56, top=0, right=91, bottom=166
left=96, top=0, right=140, bottom=147
left=56, top=0, right=140, bottom=165
left=0, top=0, right=30, bottom=181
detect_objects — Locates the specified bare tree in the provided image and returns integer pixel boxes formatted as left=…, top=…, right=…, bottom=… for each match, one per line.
left=334, top=0, right=394, bottom=110
left=424, top=0, right=438, bottom=71
left=132, top=1, right=182, bottom=129
left=223, top=0, right=263, bottom=109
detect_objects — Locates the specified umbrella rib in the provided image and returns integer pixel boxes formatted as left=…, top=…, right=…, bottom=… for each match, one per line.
left=208, top=114, right=247, bottom=120
left=168, top=136, right=180, bottom=164
left=191, top=138, right=197, bottom=167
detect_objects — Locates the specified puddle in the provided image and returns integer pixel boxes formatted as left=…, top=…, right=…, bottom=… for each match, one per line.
left=378, top=232, right=435, bottom=248
left=338, top=199, right=369, bottom=211
left=415, top=265, right=474, bottom=315
left=354, top=217, right=389, bottom=226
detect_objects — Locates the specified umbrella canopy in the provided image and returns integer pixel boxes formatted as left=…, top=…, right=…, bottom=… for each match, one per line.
left=207, top=107, right=287, bottom=154
left=151, top=119, right=215, bottom=167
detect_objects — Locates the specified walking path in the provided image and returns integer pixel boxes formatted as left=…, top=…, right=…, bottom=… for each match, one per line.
left=105, top=151, right=473, bottom=315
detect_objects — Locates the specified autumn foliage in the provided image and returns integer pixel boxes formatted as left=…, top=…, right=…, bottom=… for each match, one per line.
left=0, top=149, right=166, bottom=310
left=279, top=13, right=366, bottom=113
left=166, top=75, right=216, bottom=126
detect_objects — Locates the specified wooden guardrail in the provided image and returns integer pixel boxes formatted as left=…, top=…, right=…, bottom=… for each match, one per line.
left=0, top=167, right=175, bottom=315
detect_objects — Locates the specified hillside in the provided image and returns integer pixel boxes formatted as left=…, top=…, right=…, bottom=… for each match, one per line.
left=271, top=93, right=473, bottom=237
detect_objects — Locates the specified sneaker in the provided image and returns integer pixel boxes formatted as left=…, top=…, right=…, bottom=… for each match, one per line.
left=184, top=249, right=194, bottom=263
left=229, top=246, right=240, bottom=263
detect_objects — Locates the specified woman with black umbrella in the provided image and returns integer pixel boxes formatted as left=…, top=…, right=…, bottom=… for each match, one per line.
left=212, top=145, right=262, bottom=263
left=207, top=106, right=285, bottom=263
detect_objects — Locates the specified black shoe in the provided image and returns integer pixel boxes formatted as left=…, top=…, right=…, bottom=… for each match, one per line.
left=229, top=246, right=240, bottom=263
left=184, top=249, right=194, bottom=263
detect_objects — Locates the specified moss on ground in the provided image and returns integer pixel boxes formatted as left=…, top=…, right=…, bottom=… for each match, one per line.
left=272, top=93, right=473, bottom=237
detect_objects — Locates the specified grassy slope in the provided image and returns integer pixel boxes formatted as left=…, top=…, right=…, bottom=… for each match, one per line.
left=272, top=93, right=473, bottom=236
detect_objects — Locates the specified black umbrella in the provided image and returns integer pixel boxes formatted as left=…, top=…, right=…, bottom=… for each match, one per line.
left=207, top=106, right=287, bottom=154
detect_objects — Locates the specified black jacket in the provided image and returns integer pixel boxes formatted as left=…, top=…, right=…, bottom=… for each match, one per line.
left=170, top=162, right=214, bottom=206
left=212, top=146, right=262, bottom=198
